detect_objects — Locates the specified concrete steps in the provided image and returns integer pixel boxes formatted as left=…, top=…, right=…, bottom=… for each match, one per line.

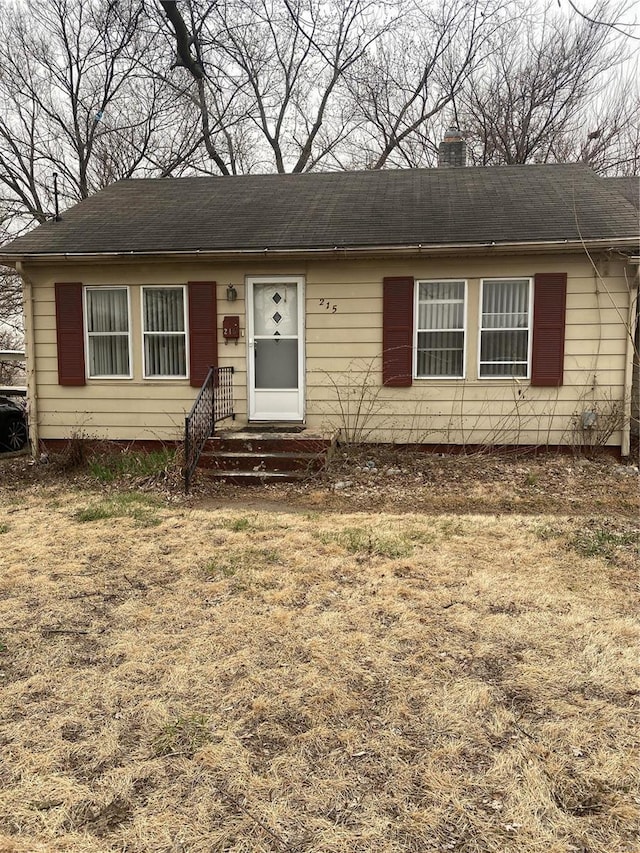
left=197, top=427, right=338, bottom=484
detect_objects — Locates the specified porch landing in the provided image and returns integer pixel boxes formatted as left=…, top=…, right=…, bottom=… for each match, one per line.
left=197, top=427, right=339, bottom=484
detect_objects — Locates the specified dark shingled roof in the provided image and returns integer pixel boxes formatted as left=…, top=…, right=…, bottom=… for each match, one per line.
left=1, top=164, right=638, bottom=257
left=604, top=176, right=639, bottom=210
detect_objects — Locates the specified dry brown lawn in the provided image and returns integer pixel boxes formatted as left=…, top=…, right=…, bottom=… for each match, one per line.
left=0, top=453, right=638, bottom=852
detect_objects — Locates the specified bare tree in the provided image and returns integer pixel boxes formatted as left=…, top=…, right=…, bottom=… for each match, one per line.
left=0, top=0, right=636, bottom=231
left=0, top=0, right=216, bottom=341
left=451, top=0, right=636, bottom=171
left=0, top=274, right=22, bottom=329
left=562, top=0, right=640, bottom=41
left=0, top=217, right=24, bottom=343
left=157, top=0, right=398, bottom=173
left=156, top=0, right=527, bottom=174
left=344, top=0, right=507, bottom=169
left=0, top=326, right=25, bottom=386
left=0, top=261, right=24, bottom=385
left=575, top=73, right=640, bottom=175
left=0, top=0, right=200, bottom=230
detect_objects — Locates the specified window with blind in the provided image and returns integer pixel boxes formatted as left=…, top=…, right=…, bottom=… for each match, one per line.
left=143, top=287, right=188, bottom=378
left=85, top=287, right=131, bottom=378
left=479, top=278, right=531, bottom=378
left=415, top=280, right=466, bottom=378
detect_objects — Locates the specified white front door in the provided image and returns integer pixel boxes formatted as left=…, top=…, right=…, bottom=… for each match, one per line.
left=247, top=276, right=305, bottom=421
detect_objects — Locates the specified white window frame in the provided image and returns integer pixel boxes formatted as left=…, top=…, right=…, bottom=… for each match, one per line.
left=414, top=279, right=467, bottom=379
left=84, top=286, right=132, bottom=379
left=478, top=277, right=533, bottom=380
left=141, top=285, right=189, bottom=380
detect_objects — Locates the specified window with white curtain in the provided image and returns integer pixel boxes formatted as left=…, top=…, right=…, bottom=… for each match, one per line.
left=415, top=280, right=466, bottom=378
left=85, top=288, right=131, bottom=378
left=142, top=287, right=187, bottom=378
left=479, top=279, right=531, bottom=378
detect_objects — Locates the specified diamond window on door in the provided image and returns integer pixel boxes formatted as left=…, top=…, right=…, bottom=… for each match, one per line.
left=254, top=284, right=297, bottom=336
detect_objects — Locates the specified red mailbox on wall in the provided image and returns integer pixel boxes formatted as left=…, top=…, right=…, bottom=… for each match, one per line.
left=222, top=316, right=240, bottom=340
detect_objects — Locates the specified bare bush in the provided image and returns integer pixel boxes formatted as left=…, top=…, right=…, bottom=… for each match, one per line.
left=570, top=396, right=626, bottom=456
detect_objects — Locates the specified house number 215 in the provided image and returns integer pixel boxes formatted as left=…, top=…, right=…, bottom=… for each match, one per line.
left=319, top=299, right=337, bottom=313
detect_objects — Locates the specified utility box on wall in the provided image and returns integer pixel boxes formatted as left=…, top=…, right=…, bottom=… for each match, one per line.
left=222, top=316, right=240, bottom=340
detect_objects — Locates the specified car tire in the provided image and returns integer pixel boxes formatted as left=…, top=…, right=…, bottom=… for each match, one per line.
left=3, top=417, right=28, bottom=452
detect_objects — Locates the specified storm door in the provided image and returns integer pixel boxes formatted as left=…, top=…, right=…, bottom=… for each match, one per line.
left=247, top=276, right=305, bottom=421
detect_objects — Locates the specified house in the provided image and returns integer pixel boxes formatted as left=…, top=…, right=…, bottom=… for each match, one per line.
left=0, top=160, right=638, bottom=459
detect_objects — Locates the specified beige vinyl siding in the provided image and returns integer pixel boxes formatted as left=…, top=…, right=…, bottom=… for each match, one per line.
left=303, top=255, right=632, bottom=446
left=28, top=264, right=249, bottom=441
left=24, top=253, right=634, bottom=447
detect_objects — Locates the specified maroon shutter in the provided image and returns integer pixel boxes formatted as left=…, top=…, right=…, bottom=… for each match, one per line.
left=54, top=282, right=85, bottom=386
left=188, top=281, right=217, bottom=387
left=531, top=273, right=567, bottom=387
left=383, top=276, right=414, bottom=387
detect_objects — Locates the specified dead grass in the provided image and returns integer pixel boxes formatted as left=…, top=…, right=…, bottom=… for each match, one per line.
left=0, top=466, right=637, bottom=852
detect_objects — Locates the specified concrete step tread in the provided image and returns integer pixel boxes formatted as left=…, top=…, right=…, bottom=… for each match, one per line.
left=200, top=470, right=309, bottom=482
left=201, top=450, right=324, bottom=460
left=213, top=430, right=331, bottom=441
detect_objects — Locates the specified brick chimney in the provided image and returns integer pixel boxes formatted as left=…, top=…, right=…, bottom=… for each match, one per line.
left=438, top=127, right=466, bottom=168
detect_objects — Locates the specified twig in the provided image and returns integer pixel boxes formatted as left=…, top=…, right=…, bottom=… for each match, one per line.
left=394, top=572, right=428, bottom=581
left=156, top=750, right=191, bottom=759
left=215, top=786, right=290, bottom=851
left=29, top=800, right=63, bottom=811
left=68, top=590, right=122, bottom=600
left=41, top=627, right=89, bottom=636
left=123, top=574, right=147, bottom=590
left=512, top=717, right=537, bottom=742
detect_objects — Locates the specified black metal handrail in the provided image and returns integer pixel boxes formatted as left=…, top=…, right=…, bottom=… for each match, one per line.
left=184, top=365, right=234, bottom=492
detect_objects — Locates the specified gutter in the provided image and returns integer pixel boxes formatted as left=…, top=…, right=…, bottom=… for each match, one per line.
left=1, top=237, right=639, bottom=265
left=15, top=261, right=39, bottom=455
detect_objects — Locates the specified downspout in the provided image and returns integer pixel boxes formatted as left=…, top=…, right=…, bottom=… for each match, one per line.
left=15, top=261, right=39, bottom=455
left=622, top=265, right=639, bottom=458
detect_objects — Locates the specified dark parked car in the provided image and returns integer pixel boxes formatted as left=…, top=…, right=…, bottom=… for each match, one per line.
left=0, top=396, right=28, bottom=452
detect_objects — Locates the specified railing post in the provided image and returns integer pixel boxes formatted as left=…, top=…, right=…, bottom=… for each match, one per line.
left=214, top=366, right=218, bottom=435
left=230, top=366, right=235, bottom=420
left=184, top=415, right=190, bottom=494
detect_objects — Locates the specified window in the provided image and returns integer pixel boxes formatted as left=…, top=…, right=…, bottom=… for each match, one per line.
left=85, top=287, right=131, bottom=378
left=415, top=280, right=466, bottom=378
left=143, top=287, right=187, bottom=378
left=479, top=278, right=531, bottom=378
